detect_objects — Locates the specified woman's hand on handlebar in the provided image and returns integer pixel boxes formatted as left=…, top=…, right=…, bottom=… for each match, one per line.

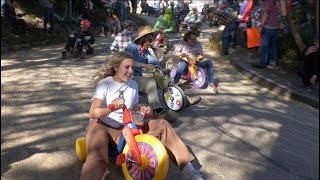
left=180, top=53, right=187, bottom=58
left=140, top=106, right=153, bottom=117
left=144, top=64, right=154, bottom=71
left=108, top=98, right=124, bottom=111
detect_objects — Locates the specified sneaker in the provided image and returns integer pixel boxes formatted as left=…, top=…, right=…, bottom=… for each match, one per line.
left=182, top=169, right=204, bottom=180
left=220, top=53, right=228, bottom=56
left=61, top=51, right=67, bottom=59
left=207, top=83, right=219, bottom=94
left=186, top=96, right=201, bottom=105
left=267, top=64, right=279, bottom=70
left=111, top=33, right=115, bottom=37
left=99, top=33, right=105, bottom=37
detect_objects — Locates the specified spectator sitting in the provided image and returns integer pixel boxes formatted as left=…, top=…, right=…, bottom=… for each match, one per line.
left=61, top=20, right=95, bottom=59
left=2, top=0, right=27, bottom=32
left=100, top=9, right=121, bottom=37
left=140, top=0, right=149, bottom=14
left=110, top=20, right=136, bottom=53
left=180, top=7, right=203, bottom=34
left=299, top=34, right=319, bottom=91
left=100, top=8, right=121, bottom=37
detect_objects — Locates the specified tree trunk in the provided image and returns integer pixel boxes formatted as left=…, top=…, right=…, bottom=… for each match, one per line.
left=287, top=19, right=306, bottom=53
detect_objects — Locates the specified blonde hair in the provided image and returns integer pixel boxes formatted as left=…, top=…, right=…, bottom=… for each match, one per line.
left=92, top=51, right=133, bottom=85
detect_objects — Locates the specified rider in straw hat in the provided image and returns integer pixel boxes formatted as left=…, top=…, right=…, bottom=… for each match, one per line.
left=124, top=26, right=202, bottom=116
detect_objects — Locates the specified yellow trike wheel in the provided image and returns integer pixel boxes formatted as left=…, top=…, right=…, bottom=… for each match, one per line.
left=122, top=134, right=169, bottom=180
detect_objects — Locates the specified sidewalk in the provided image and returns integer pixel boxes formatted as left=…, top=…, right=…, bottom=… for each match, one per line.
left=228, top=46, right=319, bottom=109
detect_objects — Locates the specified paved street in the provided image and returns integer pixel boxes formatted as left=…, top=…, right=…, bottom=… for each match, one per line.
left=1, top=14, right=319, bottom=180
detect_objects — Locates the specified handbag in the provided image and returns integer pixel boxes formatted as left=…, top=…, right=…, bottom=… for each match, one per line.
left=246, top=27, right=260, bottom=48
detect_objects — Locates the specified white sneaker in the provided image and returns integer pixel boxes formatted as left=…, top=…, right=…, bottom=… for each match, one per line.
left=99, top=33, right=105, bottom=37
left=182, top=169, right=204, bottom=180
left=111, top=33, right=115, bottom=37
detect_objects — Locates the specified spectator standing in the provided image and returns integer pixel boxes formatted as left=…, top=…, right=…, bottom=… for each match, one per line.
left=206, top=7, right=240, bottom=56
left=252, top=0, right=282, bottom=69
left=39, top=0, right=55, bottom=33
left=130, top=0, right=137, bottom=14
left=115, top=0, right=128, bottom=23
left=299, top=34, right=319, bottom=90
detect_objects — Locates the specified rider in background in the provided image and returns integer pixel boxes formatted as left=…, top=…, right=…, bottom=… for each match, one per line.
left=173, top=30, right=219, bottom=94
left=99, top=8, right=121, bottom=37
left=152, top=7, right=175, bottom=52
left=180, top=7, right=203, bottom=35
left=80, top=51, right=204, bottom=180
left=124, top=26, right=201, bottom=114
left=110, top=20, right=136, bottom=53
left=61, top=20, right=95, bottom=59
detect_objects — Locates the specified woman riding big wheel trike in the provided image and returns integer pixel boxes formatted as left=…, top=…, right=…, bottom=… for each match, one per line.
left=171, top=55, right=207, bottom=88
left=76, top=102, right=169, bottom=180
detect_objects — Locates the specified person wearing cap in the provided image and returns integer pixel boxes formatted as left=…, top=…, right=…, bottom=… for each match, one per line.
left=61, top=20, right=95, bottom=59
left=110, top=20, right=136, bottom=52
left=124, top=26, right=202, bottom=116
left=299, top=34, right=319, bottom=91
left=153, top=7, right=175, bottom=52
left=205, top=7, right=239, bottom=56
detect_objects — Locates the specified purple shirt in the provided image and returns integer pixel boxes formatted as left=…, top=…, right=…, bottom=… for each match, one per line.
left=173, top=40, right=203, bottom=59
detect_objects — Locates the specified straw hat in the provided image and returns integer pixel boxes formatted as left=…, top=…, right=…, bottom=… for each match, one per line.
left=133, top=26, right=154, bottom=42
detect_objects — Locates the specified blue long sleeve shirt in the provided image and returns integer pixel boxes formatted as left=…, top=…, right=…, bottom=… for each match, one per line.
left=124, top=42, right=159, bottom=76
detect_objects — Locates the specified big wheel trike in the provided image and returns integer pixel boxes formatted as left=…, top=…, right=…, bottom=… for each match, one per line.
left=75, top=103, right=169, bottom=179
left=152, top=62, right=188, bottom=112
left=170, top=55, right=207, bottom=89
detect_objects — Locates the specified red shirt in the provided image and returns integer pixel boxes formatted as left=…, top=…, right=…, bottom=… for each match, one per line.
left=261, top=0, right=281, bottom=28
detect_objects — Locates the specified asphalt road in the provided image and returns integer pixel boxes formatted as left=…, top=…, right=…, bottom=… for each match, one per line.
left=1, top=15, right=319, bottom=180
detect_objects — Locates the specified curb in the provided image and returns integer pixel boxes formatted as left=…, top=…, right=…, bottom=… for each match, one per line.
left=229, top=58, right=319, bottom=109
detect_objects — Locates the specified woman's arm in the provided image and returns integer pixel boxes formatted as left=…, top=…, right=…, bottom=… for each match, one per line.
left=89, top=98, right=113, bottom=119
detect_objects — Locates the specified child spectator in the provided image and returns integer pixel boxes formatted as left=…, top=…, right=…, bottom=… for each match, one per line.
left=99, top=8, right=121, bottom=37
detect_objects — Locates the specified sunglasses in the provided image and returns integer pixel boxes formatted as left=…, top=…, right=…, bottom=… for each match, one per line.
left=188, top=38, right=197, bottom=42
left=147, top=37, right=154, bottom=42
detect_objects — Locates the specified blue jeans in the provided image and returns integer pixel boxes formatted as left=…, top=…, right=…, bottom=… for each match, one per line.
left=174, top=60, right=215, bottom=84
left=258, top=28, right=278, bottom=66
left=43, top=7, right=54, bottom=30
left=115, top=2, right=127, bottom=23
left=221, top=22, right=239, bottom=54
